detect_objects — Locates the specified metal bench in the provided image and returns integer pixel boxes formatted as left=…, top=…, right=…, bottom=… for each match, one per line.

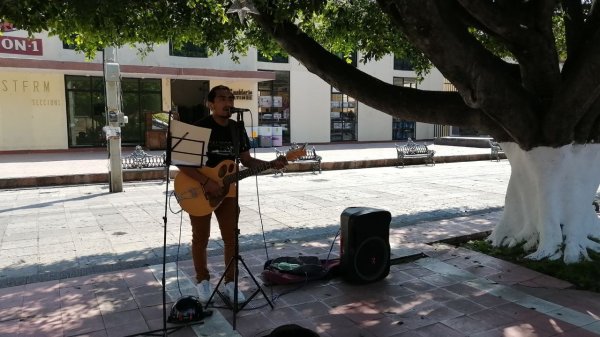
left=275, top=143, right=322, bottom=175
left=122, top=145, right=166, bottom=169
left=489, top=140, right=504, bottom=161
left=396, top=138, right=435, bottom=167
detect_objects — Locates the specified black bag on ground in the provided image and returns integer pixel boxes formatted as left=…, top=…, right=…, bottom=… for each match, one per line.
left=265, top=324, right=320, bottom=337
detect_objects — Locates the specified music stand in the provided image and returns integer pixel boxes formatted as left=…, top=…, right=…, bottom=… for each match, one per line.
left=126, top=115, right=209, bottom=337
left=204, top=113, right=274, bottom=330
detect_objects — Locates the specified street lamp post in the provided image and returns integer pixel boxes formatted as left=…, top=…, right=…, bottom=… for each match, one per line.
left=103, top=47, right=127, bottom=192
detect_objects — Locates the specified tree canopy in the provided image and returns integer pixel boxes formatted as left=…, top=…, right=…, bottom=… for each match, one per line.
left=2, top=0, right=599, bottom=149
left=3, top=0, right=600, bottom=263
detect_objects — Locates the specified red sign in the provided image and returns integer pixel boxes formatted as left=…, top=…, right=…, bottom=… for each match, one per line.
left=0, top=36, right=43, bottom=56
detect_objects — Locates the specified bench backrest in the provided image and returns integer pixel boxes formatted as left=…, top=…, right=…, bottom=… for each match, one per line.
left=122, top=146, right=166, bottom=169
left=277, top=143, right=319, bottom=161
left=299, top=147, right=318, bottom=160
left=489, top=140, right=502, bottom=149
left=396, top=139, right=430, bottom=155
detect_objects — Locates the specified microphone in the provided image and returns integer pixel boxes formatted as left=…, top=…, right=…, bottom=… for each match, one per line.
left=227, top=107, right=250, bottom=113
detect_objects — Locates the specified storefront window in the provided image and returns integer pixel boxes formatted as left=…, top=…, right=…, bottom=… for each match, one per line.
left=257, top=71, right=290, bottom=146
left=65, top=75, right=161, bottom=147
left=392, top=77, right=417, bottom=140
left=121, top=78, right=162, bottom=146
left=65, top=76, right=105, bottom=147
left=330, top=88, right=357, bottom=142
left=393, top=56, right=414, bottom=71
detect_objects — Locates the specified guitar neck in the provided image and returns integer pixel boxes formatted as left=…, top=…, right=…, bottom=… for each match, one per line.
left=223, top=160, right=274, bottom=185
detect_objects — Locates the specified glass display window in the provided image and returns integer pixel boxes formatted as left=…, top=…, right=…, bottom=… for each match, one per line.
left=65, top=75, right=161, bottom=147
left=257, top=70, right=290, bottom=145
left=330, top=88, right=357, bottom=142
left=392, top=77, right=417, bottom=141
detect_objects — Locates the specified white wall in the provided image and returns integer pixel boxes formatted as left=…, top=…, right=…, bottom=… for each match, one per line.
left=0, top=71, right=68, bottom=150
left=415, top=122, right=434, bottom=140
left=419, top=68, right=449, bottom=139
left=357, top=54, right=394, bottom=141
left=289, top=60, right=330, bottom=143
left=419, top=68, right=445, bottom=91
left=357, top=104, right=393, bottom=141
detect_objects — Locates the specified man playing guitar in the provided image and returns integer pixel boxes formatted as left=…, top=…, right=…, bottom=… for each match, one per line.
left=176, top=85, right=287, bottom=304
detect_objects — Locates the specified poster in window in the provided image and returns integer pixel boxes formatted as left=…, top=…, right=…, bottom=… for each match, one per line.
left=273, top=96, right=282, bottom=108
left=259, top=96, right=272, bottom=107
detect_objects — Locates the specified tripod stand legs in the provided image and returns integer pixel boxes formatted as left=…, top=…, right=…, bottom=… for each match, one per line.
left=207, top=253, right=274, bottom=330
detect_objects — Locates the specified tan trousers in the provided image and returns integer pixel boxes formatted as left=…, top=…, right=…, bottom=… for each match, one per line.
left=189, top=197, right=238, bottom=284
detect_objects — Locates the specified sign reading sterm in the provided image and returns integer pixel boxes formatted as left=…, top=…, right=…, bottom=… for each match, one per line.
left=0, top=36, right=43, bottom=56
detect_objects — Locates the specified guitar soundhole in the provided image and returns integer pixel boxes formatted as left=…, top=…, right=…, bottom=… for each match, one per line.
left=218, top=165, right=227, bottom=178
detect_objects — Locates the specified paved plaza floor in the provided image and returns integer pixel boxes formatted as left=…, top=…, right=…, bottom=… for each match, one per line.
left=0, top=144, right=599, bottom=336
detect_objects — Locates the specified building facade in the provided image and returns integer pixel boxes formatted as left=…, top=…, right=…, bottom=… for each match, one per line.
left=0, top=29, right=450, bottom=152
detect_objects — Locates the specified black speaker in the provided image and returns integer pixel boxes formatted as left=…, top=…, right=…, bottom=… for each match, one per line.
left=340, top=207, right=391, bottom=284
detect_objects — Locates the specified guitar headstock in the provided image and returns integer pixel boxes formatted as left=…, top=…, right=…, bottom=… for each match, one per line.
left=285, top=144, right=307, bottom=161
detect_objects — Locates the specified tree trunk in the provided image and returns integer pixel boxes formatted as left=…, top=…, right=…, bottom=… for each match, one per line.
left=489, top=142, right=600, bottom=263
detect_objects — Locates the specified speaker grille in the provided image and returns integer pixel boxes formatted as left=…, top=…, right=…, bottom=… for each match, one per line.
left=353, top=236, right=390, bottom=282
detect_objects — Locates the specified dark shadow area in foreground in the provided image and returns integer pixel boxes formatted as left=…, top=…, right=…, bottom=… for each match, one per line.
left=0, top=206, right=502, bottom=288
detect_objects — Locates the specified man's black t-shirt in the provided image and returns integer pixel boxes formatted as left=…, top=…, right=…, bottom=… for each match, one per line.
left=193, top=115, right=250, bottom=168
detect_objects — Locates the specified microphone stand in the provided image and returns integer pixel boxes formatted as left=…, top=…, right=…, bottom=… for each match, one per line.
left=207, top=110, right=274, bottom=330
left=126, top=111, right=205, bottom=337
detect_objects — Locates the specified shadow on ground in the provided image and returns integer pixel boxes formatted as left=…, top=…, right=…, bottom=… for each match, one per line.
left=0, top=206, right=502, bottom=288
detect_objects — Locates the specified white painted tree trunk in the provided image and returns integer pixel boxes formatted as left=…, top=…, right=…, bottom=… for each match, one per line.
left=488, top=142, right=600, bottom=263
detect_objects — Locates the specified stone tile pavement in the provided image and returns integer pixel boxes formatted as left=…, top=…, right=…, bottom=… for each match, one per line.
left=0, top=161, right=509, bottom=287
left=2, top=215, right=600, bottom=337
left=0, top=144, right=599, bottom=336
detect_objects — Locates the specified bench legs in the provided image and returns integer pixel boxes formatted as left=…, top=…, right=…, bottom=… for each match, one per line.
left=312, top=162, right=322, bottom=174
left=397, top=156, right=435, bottom=167
left=491, top=149, right=503, bottom=161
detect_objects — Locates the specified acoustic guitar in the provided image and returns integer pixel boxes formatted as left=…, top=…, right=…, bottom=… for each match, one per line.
left=174, top=147, right=306, bottom=216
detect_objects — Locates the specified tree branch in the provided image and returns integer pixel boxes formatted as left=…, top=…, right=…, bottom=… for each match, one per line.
left=457, top=0, right=560, bottom=105
left=587, top=0, right=600, bottom=33
left=251, top=9, right=506, bottom=139
left=562, top=0, right=585, bottom=57
left=547, top=27, right=600, bottom=144
left=379, top=0, right=536, bottom=146
left=456, top=0, right=528, bottom=46
left=574, top=95, right=600, bottom=143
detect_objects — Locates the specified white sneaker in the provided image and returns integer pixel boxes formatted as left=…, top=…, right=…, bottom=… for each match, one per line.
left=224, top=282, right=246, bottom=303
left=197, top=280, right=213, bottom=304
